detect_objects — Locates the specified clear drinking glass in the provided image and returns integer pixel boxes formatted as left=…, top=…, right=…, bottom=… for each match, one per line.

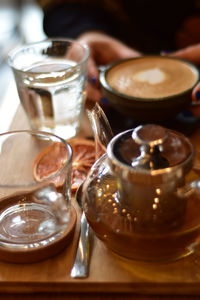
left=0, top=130, right=76, bottom=263
left=8, top=39, right=89, bottom=139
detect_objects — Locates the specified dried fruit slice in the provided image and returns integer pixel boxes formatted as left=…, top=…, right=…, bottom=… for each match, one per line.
left=68, top=138, right=96, bottom=191
left=33, top=142, right=69, bottom=187
left=33, top=138, right=96, bottom=192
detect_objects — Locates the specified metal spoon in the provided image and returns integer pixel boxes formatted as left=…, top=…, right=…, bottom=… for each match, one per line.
left=70, top=184, right=92, bottom=278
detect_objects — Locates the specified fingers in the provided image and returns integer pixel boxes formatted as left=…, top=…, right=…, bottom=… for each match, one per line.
left=77, top=31, right=142, bottom=103
left=85, top=48, right=102, bottom=103
left=192, top=82, right=200, bottom=102
left=170, top=43, right=200, bottom=65
left=87, top=56, right=99, bottom=81
left=189, top=82, right=200, bottom=118
left=86, top=81, right=102, bottom=102
left=113, top=44, right=141, bottom=59
left=96, top=39, right=141, bottom=64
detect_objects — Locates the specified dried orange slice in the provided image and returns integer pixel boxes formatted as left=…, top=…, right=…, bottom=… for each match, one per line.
left=33, top=138, right=96, bottom=192
left=33, top=142, right=68, bottom=187
left=68, top=138, right=96, bottom=192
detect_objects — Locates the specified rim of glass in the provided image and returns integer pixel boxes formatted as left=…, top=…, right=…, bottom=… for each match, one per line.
left=7, top=37, right=90, bottom=72
left=0, top=129, right=72, bottom=188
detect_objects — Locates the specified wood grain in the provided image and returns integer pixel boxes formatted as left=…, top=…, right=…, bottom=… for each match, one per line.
left=1, top=105, right=200, bottom=299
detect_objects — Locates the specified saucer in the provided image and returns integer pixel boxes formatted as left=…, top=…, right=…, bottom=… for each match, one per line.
left=0, top=204, right=77, bottom=263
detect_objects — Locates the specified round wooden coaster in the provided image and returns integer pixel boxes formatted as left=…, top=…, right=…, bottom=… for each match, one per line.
left=0, top=206, right=77, bottom=264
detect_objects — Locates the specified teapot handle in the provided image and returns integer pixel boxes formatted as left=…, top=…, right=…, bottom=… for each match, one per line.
left=177, top=180, right=200, bottom=199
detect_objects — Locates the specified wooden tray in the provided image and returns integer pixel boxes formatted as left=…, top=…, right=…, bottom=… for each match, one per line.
left=2, top=105, right=200, bottom=295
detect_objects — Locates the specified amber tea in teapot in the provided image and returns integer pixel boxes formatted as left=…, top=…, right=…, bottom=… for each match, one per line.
left=82, top=124, right=200, bottom=262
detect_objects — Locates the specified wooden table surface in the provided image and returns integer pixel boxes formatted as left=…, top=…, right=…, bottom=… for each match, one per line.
left=2, top=104, right=200, bottom=299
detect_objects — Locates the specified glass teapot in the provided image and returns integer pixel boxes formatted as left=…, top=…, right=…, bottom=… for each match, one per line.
left=82, top=104, right=200, bottom=262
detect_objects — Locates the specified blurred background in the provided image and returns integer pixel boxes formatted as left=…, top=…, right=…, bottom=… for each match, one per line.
left=0, top=0, right=46, bottom=130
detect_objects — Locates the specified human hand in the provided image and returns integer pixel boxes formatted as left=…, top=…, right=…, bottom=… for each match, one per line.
left=170, top=43, right=200, bottom=65
left=169, top=44, right=200, bottom=102
left=77, top=31, right=141, bottom=102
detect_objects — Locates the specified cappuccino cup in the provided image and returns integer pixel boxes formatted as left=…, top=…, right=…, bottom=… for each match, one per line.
left=99, top=56, right=199, bottom=122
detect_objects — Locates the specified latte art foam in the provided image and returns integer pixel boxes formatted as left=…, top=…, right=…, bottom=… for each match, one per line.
left=106, top=57, right=199, bottom=99
left=133, top=68, right=166, bottom=85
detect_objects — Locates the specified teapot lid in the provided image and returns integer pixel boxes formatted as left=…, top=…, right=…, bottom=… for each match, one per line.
left=107, top=124, right=193, bottom=174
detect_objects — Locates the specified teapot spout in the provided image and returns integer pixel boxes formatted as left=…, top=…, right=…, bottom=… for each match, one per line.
left=87, top=103, right=113, bottom=159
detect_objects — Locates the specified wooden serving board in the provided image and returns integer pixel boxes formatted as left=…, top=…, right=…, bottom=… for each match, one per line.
left=1, top=105, right=200, bottom=295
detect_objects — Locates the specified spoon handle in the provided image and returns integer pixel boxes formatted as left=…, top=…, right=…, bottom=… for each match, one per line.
left=70, top=212, right=91, bottom=278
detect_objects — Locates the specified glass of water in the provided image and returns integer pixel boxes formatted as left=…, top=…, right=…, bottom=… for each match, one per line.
left=0, top=130, right=76, bottom=263
left=8, top=39, right=89, bottom=139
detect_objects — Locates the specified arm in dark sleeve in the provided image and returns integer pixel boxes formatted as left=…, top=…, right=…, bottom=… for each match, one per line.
left=43, top=2, right=120, bottom=39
